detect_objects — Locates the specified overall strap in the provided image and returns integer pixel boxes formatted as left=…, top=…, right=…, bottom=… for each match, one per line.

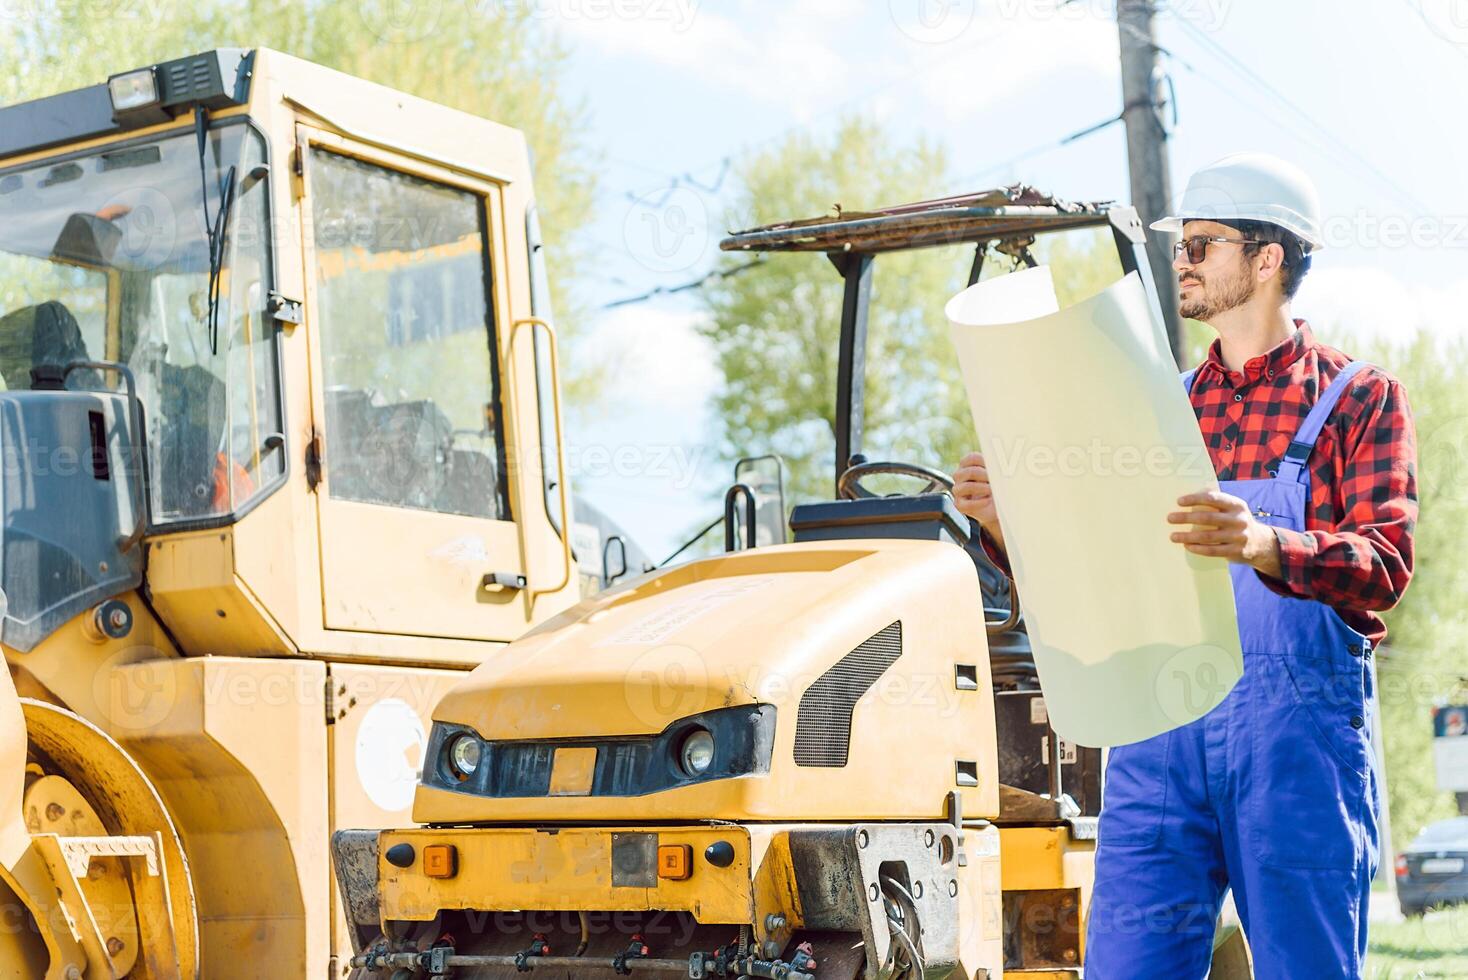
left=1277, top=360, right=1371, bottom=484
left=1180, top=367, right=1199, bottom=394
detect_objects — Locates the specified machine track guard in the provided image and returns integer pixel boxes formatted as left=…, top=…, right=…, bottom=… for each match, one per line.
left=333, top=829, right=382, bottom=955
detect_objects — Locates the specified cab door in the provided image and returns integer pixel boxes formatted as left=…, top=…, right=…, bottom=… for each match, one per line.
left=298, top=126, right=528, bottom=640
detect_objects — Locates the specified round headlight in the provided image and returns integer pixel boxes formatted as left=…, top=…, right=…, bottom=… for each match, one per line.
left=447, top=734, right=482, bottom=780
left=678, top=727, right=715, bottom=777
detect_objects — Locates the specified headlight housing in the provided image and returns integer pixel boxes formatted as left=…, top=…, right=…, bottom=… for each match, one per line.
left=677, top=727, right=716, bottom=776
left=424, top=705, right=775, bottom=798
left=446, top=733, right=482, bottom=781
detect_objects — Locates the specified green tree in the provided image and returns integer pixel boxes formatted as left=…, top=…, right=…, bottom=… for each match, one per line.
left=0, top=0, right=600, bottom=400
left=698, top=117, right=952, bottom=505
left=1324, top=327, right=1468, bottom=850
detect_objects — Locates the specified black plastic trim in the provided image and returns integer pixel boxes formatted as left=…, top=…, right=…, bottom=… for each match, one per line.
left=794, top=621, right=902, bottom=767
left=0, top=49, right=252, bottom=161
left=423, top=705, right=777, bottom=799
left=477, top=194, right=512, bottom=522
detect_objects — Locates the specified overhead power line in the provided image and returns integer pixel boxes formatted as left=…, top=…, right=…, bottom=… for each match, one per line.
left=1167, top=8, right=1434, bottom=215
left=944, top=109, right=1130, bottom=192
left=602, top=257, right=766, bottom=309
left=610, top=1, right=1073, bottom=205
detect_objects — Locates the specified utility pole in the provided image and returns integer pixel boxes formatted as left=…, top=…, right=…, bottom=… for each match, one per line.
left=1117, top=0, right=1182, bottom=363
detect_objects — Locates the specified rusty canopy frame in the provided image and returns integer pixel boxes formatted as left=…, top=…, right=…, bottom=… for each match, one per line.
left=718, top=186, right=1165, bottom=497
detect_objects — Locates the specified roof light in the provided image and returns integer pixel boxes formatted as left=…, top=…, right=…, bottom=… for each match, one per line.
left=107, top=69, right=159, bottom=113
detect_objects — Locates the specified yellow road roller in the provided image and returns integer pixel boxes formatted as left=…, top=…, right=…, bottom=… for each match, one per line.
left=332, top=193, right=1212, bottom=979
left=0, top=48, right=619, bottom=976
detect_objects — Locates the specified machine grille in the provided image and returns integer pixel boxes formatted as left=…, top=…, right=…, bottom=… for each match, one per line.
left=794, top=621, right=902, bottom=767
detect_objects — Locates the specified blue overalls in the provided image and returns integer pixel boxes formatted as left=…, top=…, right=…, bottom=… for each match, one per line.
left=1084, top=361, right=1380, bottom=978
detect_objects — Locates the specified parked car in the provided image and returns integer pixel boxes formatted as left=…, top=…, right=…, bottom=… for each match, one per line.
left=1397, top=816, right=1468, bottom=916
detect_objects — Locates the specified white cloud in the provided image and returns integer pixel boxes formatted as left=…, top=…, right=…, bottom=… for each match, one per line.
left=554, top=6, right=854, bottom=111
left=785, top=0, right=858, bottom=23
left=910, top=6, right=1119, bottom=127
left=578, top=302, right=720, bottom=406
left=1297, top=265, right=1468, bottom=347
left=566, top=302, right=724, bottom=558
left=556, top=1, right=1118, bottom=122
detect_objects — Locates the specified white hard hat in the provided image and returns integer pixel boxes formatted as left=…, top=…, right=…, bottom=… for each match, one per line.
left=1151, top=152, right=1323, bottom=253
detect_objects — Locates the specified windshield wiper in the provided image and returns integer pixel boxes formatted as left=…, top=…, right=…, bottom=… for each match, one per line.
left=194, top=109, right=236, bottom=357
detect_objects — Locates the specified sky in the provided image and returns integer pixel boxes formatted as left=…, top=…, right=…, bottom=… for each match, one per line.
left=539, top=0, right=1468, bottom=560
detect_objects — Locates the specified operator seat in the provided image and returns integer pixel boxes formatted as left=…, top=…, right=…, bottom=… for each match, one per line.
left=0, top=302, right=100, bottom=390
left=155, top=363, right=226, bottom=516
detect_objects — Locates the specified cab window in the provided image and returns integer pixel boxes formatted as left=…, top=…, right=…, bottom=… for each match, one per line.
left=0, top=124, right=285, bottom=524
left=309, top=149, right=508, bottom=520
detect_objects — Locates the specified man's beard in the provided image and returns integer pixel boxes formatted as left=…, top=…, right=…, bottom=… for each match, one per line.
left=1179, top=263, right=1256, bottom=320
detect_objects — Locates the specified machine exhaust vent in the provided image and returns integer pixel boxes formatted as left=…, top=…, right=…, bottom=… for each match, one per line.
left=794, top=621, right=902, bottom=767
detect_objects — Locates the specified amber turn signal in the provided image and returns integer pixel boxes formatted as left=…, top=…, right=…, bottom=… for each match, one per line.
left=657, top=844, right=692, bottom=881
left=423, top=844, right=458, bottom=879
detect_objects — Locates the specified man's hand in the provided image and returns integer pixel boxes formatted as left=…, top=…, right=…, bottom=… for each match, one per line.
left=1168, top=489, right=1283, bottom=579
left=952, top=451, right=1006, bottom=552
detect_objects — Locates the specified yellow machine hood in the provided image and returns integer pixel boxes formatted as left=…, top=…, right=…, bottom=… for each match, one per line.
left=416, top=540, right=1000, bottom=824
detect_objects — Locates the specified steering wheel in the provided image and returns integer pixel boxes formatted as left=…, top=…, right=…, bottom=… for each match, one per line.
left=837, top=459, right=955, bottom=500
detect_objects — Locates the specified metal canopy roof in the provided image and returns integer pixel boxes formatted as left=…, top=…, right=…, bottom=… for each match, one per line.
left=719, top=185, right=1119, bottom=255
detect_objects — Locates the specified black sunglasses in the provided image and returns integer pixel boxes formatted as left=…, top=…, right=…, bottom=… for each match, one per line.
left=1173, top=235, right=1264, bottom=264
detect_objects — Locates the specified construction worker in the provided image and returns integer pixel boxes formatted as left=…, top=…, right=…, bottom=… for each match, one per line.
left=952, top=152, right=1418, bottom=978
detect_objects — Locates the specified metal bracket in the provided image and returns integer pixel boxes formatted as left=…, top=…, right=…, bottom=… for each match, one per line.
left=1065, top=816, right=1099, bottom=840
left=424, top=945, right=453, bottom=976
left=946, top=791, right=968, bottom=868
left=331, top=830, right=383, bottom=951
left=514, top=934, right=550, bottom=971
left=60, top=834, right=159, bottom=878
left=994, top=234, right=1038, bottom=268
left=267, top=290, right=302, bottom=325
left=612, top=935, right=649, bottom=974
left=788, top=823, right=960, bottom=980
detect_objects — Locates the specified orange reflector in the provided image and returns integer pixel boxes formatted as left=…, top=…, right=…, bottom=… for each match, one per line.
left=657, top=844, right=692, bottom=880
left=423, top=844, right=458, bottom=879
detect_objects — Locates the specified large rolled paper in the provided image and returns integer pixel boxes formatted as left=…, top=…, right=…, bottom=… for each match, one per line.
left=946, top=267, right=1242, bottom=746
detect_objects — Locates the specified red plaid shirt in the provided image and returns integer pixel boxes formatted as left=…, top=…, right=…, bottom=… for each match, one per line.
left=1186, top=320, right=1416, bottom=644
left=980, top=320, right=1417, bottom=646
